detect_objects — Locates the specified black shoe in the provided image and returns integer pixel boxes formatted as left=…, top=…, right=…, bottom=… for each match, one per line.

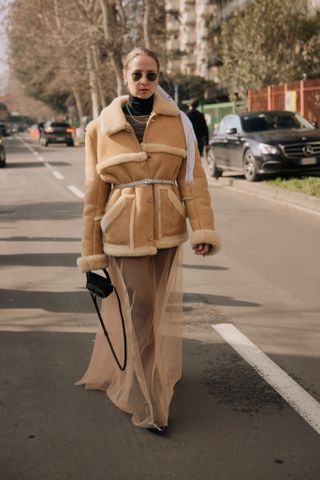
left=147, top=425, right=166, bottom=434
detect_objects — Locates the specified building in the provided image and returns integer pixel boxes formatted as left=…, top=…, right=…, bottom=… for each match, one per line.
left=166, top=0, right=252, bottom=82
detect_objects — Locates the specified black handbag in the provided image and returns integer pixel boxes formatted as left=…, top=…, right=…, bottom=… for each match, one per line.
left=86, top=269, right=127, bottom=371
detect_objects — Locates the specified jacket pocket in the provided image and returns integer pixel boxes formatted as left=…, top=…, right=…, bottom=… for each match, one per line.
left=159, top=187, right=186, bottom=238
left=101, top=194, right=135, bottom=246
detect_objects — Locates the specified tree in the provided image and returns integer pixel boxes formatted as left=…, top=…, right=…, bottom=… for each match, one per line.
left=8, top=0, right=113, bottom=119
left=176, top=75, right=209, bottom=108
left=220, top=0, right=320, bottom=99
left=142, top=0, right=166, bottom=59
left=8, top=0, right=89, bottom=116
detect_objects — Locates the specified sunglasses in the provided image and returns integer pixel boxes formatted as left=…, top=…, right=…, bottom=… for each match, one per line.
left=131, top=71, right=158, bottom=82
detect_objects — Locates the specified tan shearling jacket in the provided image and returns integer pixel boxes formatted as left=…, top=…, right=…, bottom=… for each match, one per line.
left=77, top=92, right=221, bottom=272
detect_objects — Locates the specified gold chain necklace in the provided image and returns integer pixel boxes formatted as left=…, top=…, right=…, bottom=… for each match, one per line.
left=125, top=105, right=150, bottom=125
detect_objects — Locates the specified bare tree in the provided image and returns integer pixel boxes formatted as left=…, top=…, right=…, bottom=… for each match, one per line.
left=99, top=0, right=126, bottom=96
left=7, top=0, right=168, bottom=119
left=143, top=0, right=152, bottom=48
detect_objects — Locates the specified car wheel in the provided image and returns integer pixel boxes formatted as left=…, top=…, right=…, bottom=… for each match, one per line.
left=0, top=150, right=6, bottom=167
left=67, top=140, right=74, bottom=147
left=243, top=149, right=259, bottom=182
left=206, top=148, right=222, bottom=178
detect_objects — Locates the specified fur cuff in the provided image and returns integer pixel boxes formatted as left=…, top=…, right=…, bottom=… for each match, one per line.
left=77, top=254, right=109, bottom=273
left=190, top=229, right=221, bottom=255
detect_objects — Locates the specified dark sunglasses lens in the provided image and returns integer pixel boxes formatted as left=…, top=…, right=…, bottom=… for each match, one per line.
left=131, top=72, right=142, bottom=81
left=147, top=72, right=158, bottom=81
left=131, top=72, right=157, bottom=82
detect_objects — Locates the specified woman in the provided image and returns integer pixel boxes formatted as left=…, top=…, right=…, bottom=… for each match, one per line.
left=76, top=47, right=220, bottom=432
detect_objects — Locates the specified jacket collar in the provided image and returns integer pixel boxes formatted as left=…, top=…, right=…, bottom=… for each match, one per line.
left=99, top=91, right=180, bottom=136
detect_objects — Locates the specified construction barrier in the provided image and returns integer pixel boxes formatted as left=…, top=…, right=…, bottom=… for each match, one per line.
left=248, top=79, right=320, bottom=124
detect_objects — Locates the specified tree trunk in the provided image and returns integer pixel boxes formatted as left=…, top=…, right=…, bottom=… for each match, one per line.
left=72, top=88, right=84, bottom=122
left=92, top=45, right=107, bottom=108
left=110, top=51, right=125, bottom=96
left=86, top=48, right=100, bottom=119
left=143, top=0, right=152, bottom=49
left=99, top=0, right=125, bottom=96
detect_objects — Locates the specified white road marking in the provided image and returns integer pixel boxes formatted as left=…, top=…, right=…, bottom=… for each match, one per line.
left=17, top=137, right=84, bottom=200
left=68, top=185, right=84, bottom=199
left=212, top=323, right=320, bottom=435
left=52, top=170, right=64, bottom=180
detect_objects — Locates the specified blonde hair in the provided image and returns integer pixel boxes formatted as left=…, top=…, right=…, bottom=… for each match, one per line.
left=123, top=48, right=160, bottom=72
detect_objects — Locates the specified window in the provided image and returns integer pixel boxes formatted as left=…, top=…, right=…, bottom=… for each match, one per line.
left=51, top=122, right=70, bottom=128
left=219, top=115, right=241, bottom=134
left=241, top=112, right=313, bottom=132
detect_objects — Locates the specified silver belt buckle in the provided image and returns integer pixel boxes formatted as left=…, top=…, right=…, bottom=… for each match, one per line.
left=144, top=178, right=152, bottom=184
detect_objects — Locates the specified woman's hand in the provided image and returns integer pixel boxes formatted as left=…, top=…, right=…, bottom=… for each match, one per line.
left=192, top=243, right=211, bottom=257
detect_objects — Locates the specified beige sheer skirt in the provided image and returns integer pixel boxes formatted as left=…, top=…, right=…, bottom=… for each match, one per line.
left=76, top=247, right=183, bottom=429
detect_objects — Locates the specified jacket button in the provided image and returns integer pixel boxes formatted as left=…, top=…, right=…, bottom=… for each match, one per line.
left=147, top=155, right=151, bottom=159
left=147, top=196, right=152, bottom=203
left=147, top=233, right=153, bottom=240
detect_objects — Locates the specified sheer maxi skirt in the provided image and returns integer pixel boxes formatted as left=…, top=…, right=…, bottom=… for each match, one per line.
left=76, top=247, right=183, bottom=429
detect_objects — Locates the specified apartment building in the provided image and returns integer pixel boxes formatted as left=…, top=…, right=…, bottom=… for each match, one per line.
left=166, top=0, right=252, bottom=80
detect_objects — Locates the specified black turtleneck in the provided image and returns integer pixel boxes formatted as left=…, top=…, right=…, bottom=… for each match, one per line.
left=123, top=94, right=154, bottom=116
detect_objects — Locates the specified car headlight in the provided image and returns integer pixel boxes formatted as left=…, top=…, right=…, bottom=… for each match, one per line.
left=259, top=143, right=279, bottom=155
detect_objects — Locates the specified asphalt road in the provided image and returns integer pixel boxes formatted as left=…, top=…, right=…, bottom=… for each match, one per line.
left=0, top=134, right=319, bottom=480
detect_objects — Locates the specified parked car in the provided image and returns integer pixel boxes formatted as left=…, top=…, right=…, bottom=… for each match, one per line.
left=0, top=122, right=10, bottom=137
left=0, top=135, right=6, bottom=167
left=39, top=121, right=74, bottom=147
left=206, top=110, right=320, bottom=181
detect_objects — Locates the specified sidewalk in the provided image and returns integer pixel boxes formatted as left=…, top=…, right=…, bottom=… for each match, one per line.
left=207, top=175, right=320, bottom=217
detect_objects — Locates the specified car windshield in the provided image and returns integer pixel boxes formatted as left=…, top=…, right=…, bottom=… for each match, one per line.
left=51, top=122, right=70, bottom=128
left=241, top=112, right=314, bottom=132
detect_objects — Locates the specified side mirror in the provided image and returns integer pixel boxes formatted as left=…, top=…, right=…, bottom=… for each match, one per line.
left=226, top=127, right=238, bottom=135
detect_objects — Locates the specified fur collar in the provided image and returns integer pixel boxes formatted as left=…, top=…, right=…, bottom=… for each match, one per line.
left=99, top=91, right=180, bottom=136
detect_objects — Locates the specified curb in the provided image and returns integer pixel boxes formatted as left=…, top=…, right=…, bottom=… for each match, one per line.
left=207, top=176, right=320, bottom=217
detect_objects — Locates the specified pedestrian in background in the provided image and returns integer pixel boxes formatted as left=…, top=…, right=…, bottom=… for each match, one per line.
left=76, top=47, right=220, bottom=433
left=186, top=98, right=209, bottom=156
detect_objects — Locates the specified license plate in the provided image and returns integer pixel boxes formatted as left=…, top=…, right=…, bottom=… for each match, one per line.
left=56, top=136, right=65, bottom=141
left=300, top=157, right=317, bottom=165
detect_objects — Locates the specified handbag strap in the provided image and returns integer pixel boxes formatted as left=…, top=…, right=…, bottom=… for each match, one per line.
left=89, top=270, right=127, bottom=371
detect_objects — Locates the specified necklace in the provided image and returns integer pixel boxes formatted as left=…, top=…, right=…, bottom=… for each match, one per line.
left=125, top=105, right=150, bottom=125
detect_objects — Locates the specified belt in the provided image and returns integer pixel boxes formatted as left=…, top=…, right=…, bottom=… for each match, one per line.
left=112, top=178, right=175, bottom=190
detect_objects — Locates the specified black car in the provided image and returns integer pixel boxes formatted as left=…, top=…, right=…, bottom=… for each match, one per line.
left=0, top=135, right=6, bottom=167
left=40, top=121, right=74, bottom=147
left=0, top=122, right=10, bottom=137
left=207, top=111, right=320, bottom=181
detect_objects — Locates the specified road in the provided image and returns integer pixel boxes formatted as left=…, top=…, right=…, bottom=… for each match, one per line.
left=0, top=134, right=319, bottom=480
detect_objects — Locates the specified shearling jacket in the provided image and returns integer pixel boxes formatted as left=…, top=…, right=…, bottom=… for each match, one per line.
left=77, top=92, right=221, bottom=273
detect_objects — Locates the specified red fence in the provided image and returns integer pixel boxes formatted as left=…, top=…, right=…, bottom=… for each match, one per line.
left=248, top=79, right=320, bottom=124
